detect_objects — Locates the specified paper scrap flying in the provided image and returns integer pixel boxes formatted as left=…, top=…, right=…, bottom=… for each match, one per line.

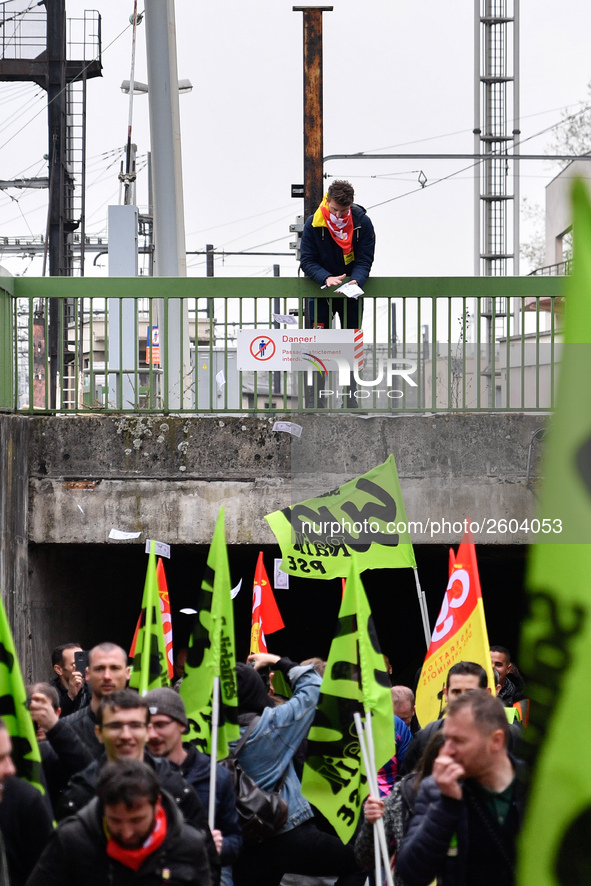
left=272, top=313, right=298, bottom=326
left=180, top=608, right=197, bottom=615
left=109, top=529, right=142, bottom=540
left=274, top=559, right=289, bottom=589
left=145, top=539, right=171, bottom=559
left=272, top=421, right=303, bottom=438
left=231, top=578, right=243, bottom=599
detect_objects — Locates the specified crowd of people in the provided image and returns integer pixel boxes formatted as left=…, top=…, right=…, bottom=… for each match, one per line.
left=0, top=639, right=528, bottom=886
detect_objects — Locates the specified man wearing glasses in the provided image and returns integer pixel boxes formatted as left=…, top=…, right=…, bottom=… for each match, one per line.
left=56, top=689, right=220, bottom=882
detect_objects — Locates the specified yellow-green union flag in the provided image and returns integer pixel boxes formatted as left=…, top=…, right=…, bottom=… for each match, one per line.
left=518, top=179, right=591, bottom=885
left=265, top=455, right=416, bottom=580
left=180, top=507, right=240, bottom=760
left=0, top=593, right=43, bottom=794
left=301, top=558, right=395, bottom=843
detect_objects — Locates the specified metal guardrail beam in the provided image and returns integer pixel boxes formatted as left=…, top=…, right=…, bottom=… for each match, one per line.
left=2, top=275, right=565, bottom=415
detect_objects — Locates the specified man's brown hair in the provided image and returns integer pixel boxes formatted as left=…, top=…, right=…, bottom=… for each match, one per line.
left=446, top=689, right=510, bottom=744
left=327, top=180, right=354, bottom=207
left=97, top=689, right=149, bottom=727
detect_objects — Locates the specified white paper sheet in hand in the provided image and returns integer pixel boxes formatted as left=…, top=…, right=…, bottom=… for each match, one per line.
left=335, top=281, right=364, bottom=299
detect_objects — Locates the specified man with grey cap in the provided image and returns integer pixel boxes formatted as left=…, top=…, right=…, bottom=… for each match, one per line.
left=145, top=687, right=242, bottom=880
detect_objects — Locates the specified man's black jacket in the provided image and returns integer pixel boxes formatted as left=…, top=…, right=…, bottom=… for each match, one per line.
left=57, top=750, right=220, bottom=882
left=26, top=789, right=212, bottom=886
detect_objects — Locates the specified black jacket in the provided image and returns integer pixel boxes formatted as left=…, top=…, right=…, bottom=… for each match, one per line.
left=41, top=716, right=95, bottom=812
left=25, top=789, right=212, bottom=886
left=396, top=760, right=527, bottom=886
left=57, top=750, right=220, bottom=882
left=0, top=776, right=54, bottom=886
left=59, top=704, right=102, bottom=758
left=50, top=675, right=92, bottom=718
left=498, top=671, right=527, bottom=707
left=300, top=203, right=376, bottom=287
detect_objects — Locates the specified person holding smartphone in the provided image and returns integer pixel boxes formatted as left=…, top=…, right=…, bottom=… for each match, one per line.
left=50, top=643, right=91, bottom=718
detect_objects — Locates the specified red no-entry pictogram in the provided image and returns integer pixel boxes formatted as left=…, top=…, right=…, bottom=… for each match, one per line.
left=250, top=335, right=276, bottom=361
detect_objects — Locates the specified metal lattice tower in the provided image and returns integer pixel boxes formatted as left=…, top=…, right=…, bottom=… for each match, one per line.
left=474, top=0, right=520, bottom=280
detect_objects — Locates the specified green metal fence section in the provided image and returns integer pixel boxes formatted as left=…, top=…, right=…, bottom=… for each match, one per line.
left=2, top=274, right=564, bottom=414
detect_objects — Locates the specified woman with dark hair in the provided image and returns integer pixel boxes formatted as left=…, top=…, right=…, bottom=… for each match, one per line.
left=231, top=653, right=365, bottom=886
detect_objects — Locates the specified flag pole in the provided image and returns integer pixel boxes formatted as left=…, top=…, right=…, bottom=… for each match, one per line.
left=208, top=675, right=220, bottom=830
left=413, top=568, right=431, bottom=648
left=353, top=712, right=394, bottom=886
left=364, top=711, right=385, bottom=886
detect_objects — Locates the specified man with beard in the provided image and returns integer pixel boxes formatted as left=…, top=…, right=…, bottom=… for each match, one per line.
left=396, top=691, right=526, bottom=886
left=27, top=760, right=212, bottom=886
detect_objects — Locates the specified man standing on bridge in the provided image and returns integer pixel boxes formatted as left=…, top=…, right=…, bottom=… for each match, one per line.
left=300, top=180, right=375, bottom=406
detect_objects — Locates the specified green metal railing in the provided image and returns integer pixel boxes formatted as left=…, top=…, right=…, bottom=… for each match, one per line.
left=0, top=275, right=564, bottom=415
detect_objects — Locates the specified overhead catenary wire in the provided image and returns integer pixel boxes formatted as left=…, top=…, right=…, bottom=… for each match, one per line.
left=0, top=17, right=134, bottom=155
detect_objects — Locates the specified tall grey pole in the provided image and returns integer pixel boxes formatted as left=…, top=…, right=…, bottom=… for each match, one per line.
left=473, top=0, right=481, bottom=278
left=513, top=1, right=520, bottom=275
left=145, top=0, right=191, bottom=408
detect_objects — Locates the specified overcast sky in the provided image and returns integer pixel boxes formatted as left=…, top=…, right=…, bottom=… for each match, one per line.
left=0, top=0, right=590, bottom=279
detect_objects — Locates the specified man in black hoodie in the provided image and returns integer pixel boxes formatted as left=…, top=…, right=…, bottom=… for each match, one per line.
left=490, top=647, right=526, bottom=707
left=27, top=760, right=212, bottom=886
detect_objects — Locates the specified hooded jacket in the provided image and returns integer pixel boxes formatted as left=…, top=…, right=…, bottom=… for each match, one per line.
left=300, top=203, right=376, bottom=287
left=231, top=658, right=322, bottom=834
left=57, top=749, right=220, bottom=883
left=26, top=789, right=212, bottom=886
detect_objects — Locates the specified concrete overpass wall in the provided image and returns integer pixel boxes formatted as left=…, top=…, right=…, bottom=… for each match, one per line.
left=1, top=412, right=548, bottom=676
left=26, top=413, right=546, bottom=545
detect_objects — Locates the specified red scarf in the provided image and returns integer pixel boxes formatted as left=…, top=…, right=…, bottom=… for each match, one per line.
left=319, top=197, right=354, bottom=254
left=105, top=803, right=167, bottom=871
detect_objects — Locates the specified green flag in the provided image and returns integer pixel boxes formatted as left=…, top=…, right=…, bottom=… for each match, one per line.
left=128, top=541, right=169, bottom=695
left=180, top=507, right=240, bottom=759
left=300, top=558, right=395, bottom=843
left=265, top=454, right=416, bottom=580
left=0, top=593, right=43, bottom=794
left=518, top=179, right=591, bottom=886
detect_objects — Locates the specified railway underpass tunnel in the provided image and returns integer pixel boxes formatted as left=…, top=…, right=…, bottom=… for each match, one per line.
left=26, top=542, right=527, bottom=689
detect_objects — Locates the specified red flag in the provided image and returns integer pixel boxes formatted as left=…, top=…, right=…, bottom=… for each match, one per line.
left=448, top=546, right=456, bottom=576
left=156, top=558, right=174, bottom=680
left=250, top=552, right=284, bottom=654
left=130, top=557, right=174, bottom=680
left=415, top=524, right=496, bottom=726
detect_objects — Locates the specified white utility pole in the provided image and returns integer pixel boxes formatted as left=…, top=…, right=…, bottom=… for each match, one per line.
left=145, top=0, right=192, bottom=408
